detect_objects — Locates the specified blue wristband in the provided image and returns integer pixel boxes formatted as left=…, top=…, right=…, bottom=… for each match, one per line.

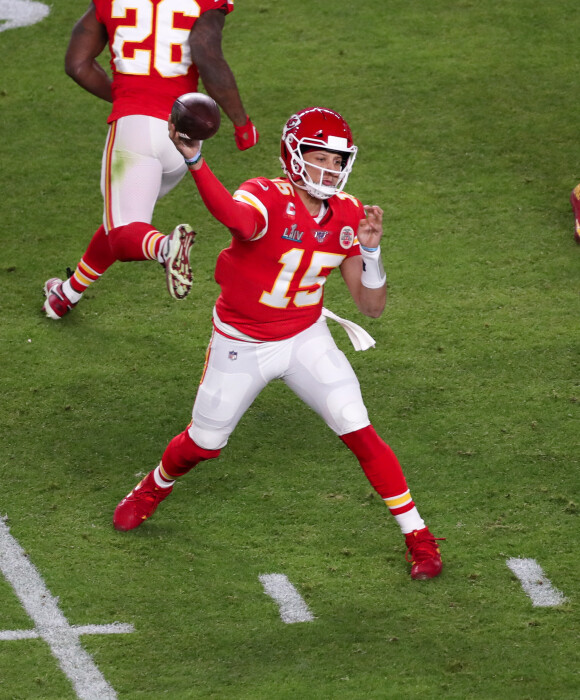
left=360, top=244, right=379, bottom=253
left=184, top=147, right=203, bottom=167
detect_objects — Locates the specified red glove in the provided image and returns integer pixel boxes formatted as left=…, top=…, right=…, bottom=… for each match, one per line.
left=234, top=116, right=259, bottom=151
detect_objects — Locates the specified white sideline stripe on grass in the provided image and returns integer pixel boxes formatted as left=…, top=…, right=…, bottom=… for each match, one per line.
left=259, top=573, right=315, bottom=624
left=0, top=623, right=135, bottom=641
left=0, top=517, right=133, bottom=700
left=506, top=557, right=567, bottom=607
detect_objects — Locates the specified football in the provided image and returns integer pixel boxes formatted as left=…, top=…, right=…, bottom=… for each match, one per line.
left=171, top=92, right=221, bottom=141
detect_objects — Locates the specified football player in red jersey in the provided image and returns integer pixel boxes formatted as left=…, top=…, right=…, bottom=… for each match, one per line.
left=43, top=0, right=258, bottom=319
left=113, top=107, right=444, bottom=580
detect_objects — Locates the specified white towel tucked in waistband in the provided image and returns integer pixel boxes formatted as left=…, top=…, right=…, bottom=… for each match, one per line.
left=321, top=307, right=376, bottom=351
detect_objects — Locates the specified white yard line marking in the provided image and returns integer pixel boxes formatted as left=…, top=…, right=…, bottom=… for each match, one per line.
left=259, top=573, right=315, bottom=624
left=0, top=517, right=133, bottom=700
left=0, top=622, right=135, bottom=641
left=0, top=1, right=50, bottom=33
left=506, top=557, right=567, bottom=607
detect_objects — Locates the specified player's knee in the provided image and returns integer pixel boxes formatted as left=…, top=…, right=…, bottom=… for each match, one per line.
left=325, top=391, right=369, bottom=436
left=188, top=423, right=229, bottom=452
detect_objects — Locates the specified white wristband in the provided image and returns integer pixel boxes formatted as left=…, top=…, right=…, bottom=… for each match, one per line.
left=360, top=245, right=386, bottom=289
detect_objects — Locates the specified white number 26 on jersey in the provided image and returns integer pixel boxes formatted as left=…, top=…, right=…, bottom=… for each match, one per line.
left=111, top=0, right=201, bottom=77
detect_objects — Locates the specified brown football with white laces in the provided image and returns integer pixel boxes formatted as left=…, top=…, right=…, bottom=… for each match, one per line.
left=171, top=92, right=221, bottom=141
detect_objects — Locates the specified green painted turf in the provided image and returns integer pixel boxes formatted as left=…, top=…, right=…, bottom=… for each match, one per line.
left=0, top=1, right=578, bottom=698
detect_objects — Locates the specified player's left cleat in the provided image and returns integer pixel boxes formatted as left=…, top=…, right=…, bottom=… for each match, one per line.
left=43, top=277, right=78, bottom=319
left=569, top=186, right=580, bottom=244
left=164, top=223, right=196, bottom=300
left=113, top=471, right=173, bottom=531
left=405, top=527, right=445, bottom=580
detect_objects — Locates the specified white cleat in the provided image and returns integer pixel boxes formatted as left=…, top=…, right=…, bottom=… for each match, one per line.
left=164, top=224, right=196, bottom=300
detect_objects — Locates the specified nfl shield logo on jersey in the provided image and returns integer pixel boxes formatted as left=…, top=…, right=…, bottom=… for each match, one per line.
left=313, top=230, right=330, bottom=243
left=228, top=350, right=238, bottom=361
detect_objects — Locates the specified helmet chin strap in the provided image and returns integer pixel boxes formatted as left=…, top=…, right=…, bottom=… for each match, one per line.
left=291, top=177, right=334, bottom=201
left=304, top=181, right=335, bottom=200
left=293, top=159, right=345, bottom=199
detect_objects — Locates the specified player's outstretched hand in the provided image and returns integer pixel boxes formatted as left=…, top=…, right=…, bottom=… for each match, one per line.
left=357, top=205, right=384, bottom=250
left=168, top=118, right=202, bottom=161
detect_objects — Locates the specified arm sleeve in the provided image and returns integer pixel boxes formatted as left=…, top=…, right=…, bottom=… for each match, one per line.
left=190, top=161, right=265, bottom=241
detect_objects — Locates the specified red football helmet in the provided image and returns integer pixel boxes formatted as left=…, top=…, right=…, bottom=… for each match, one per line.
left=280, top=107, right=358, bottom=199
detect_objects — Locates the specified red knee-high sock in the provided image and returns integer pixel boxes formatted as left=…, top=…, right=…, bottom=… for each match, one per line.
left=108, top=222, right=166, bottom=262
left=340, top=425, right=408, bottom=498
left=341, top=425, right=426, bottom=533
left=68, top=225, right=116, bottom=294
left=160, top=429, right=221, bottom=479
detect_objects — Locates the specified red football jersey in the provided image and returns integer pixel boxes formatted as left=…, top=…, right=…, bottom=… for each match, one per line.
left=93, top=0, right=234, bottom=122
left=214, top=177, right=365, bottom=341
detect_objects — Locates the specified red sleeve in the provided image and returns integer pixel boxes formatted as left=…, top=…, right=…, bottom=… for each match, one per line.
left=190, top=161, right=264, bottom=241
left=200, top=0, right=234, bottom=16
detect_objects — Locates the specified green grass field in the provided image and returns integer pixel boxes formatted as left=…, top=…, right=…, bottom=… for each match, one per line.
left=1, top=1, right=578, bottom=698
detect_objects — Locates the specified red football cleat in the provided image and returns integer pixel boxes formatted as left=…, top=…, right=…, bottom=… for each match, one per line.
left=405, top=527, right=444, bottom=580
left=569, top=186, right=580, bottom=244
left=43, top=278, right=77, bottom=319
left=113, top=471, right=173, bottom=531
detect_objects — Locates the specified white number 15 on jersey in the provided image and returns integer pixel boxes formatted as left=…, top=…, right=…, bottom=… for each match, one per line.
left=260, top=249, right=345, bottom=309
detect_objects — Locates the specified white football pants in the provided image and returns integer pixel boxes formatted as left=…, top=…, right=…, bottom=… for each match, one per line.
left=188, top=316, right=371, bottom=450
left=100, top=115, right=187, bottom=232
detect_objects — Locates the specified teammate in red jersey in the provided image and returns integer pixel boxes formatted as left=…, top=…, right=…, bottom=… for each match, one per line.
left=113, top=107, right=444, bottom=580
left=43, top=0, right=258, bottom=319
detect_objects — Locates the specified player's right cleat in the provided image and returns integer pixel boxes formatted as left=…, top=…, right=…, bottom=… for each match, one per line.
left=405, top=527, right=444, bottom=580
left=164, top=224, right=196, bottom=300
left=113, top=471, right=173, bottom=531
left=570, top=186, right=580, bottom=244
left=43, top=278, right=77, bottom=319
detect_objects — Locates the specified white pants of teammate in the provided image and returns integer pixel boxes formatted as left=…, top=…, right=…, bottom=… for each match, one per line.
left=189, top=316, right=371, bottom=451
left=100, top=115, right=187, bottom=232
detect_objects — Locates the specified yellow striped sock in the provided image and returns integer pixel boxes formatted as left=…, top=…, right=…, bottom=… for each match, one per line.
left=142, top=231, right=165, bottom=261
